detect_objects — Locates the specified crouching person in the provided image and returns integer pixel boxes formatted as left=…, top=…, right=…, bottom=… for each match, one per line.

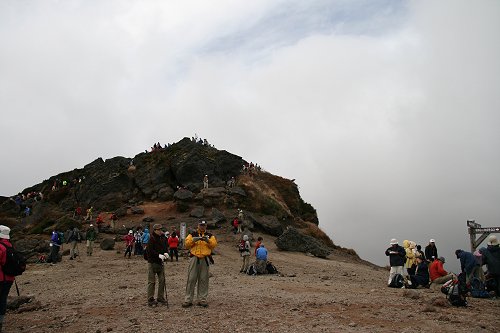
left=146, top=224, right=169, bottom=307
left=255, top=243, right=268, bottom=274
left=408, top=256, right=430, bottom=288
left=429, top=257, right=454, bottom=287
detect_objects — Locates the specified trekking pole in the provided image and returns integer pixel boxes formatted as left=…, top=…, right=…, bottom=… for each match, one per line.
left=163, top=265, right=169, bottom=308
left=15, top=280, right=20, bottom=297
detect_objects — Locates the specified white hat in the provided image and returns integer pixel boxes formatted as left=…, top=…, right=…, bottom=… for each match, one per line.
left=128, top=230, right=133, bottom=234
left=429, top=239, right=435, bottom=243
left=0, top=225, right=11, bottom=240
left=390, top=238, right=398, bottom=245
left=487, top=235, right=499, bottom=246
left=243, top=235, right=249, bottom=241
left=89, top=224, right=93, bottom=227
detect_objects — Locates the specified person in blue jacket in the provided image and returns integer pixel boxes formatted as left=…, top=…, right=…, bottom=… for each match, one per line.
left=455, top=249, right=481, bottom=284
left=255, top=244, right=268, bottom=274
left=142, top=228, right=150, bottom=250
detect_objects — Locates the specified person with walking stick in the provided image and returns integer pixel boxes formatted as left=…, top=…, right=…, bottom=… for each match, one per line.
left=146, top=224, right=169, bottom=307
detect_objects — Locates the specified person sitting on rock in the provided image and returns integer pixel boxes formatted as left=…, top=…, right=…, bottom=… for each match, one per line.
left=407, top=255, right=430, bottom=288
left=255, top=243, right=268, bottom=274
left=429, top=256, right=454, bottom=286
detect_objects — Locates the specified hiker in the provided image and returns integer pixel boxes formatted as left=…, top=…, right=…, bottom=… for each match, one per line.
left=254, top=237, right=263, bottom=256
left=182, top=221, right=217, bottom=308
left=416, top=245, right=426, bottom=261
left=0, top=226, right=15, bottom=332
left=85, top=206, right=94, bottom=221
left=407, top=256, right=430, bottom=288
left=232, top=218, right=239, bottom=235
left=123, top=230, right=135, bottom=259
left=168, top=231, right=179, bottom=262
left=479, top=235, right=500, bottom=298
left=203, top=175, right=209, bottom=189
left=239, top=235, right=251, bottom=273
left=455, top=249, right=481, bottom=284
left=134, top=227, right=144, bottom=255
left=48, top=229, right=62, bottom=263
left=403, top=240, right=417, bottom=276
left=67, top=227, right=82, bottom=260
left=429, top=256, right=454, bottom=286
left=86, top=224, right=97, bottom=256
left=385, top=238, right=406, bottom=286
left=146, top=224, right=169, bottom=306
left=73, top=206, right=82, bottom=219
left=142, top=228, right=150, bottom=251
left=109, top=213, right=118, bottom=230
left=255, top=243, right=268, bottom=274
left=425, top=239, right=438, bottom=262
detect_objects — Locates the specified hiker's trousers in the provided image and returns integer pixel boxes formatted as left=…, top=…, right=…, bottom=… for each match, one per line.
left=184, top=256, right=209, bottom=303
left=70, top=241, right=78, bottom=258
left=86, top=240, right=94, bottom=255
left=241, top=255, right=250, bottom=272
left=147, top=263, right=165, bottom=300
left=0, top=281, right=13, bottom=318
left=388, top=266, right=404, bottom=285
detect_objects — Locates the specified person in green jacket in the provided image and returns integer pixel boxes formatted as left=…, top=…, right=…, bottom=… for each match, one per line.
left=86, top=224, right=97, bottom=256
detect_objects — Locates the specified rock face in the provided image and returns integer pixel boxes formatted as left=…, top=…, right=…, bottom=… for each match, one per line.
left=275, top=227, right=332, bottom=258
left=247, top=214, right=283, bottom=236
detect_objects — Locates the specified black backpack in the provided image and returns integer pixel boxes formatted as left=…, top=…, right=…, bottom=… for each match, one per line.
left=447, top=283, right=467, bottom=307
left=266, top=262, right=278, bottom=274
left=388, top=273, right=404, bottom=288
left=0, top=243, right=27, bottom=276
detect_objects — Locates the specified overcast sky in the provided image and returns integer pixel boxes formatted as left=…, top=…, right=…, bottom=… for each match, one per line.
left=1, top=0, right=499, bottom=270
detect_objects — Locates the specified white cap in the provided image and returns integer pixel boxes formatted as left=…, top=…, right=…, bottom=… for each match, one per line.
left=0, top=225, right=11, bottom=240
left=128, top=230, right=133, bottom=234
left=89, top=224, right=93, bottom=227
left=390, top=238, right=398, bottom=245
left=430, top=239, right=435, bottom=243
left=487, top=235, right=499, bottom=246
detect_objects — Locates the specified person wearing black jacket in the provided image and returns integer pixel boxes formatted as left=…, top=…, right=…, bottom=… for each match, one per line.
left=425, top=239, right=438, bottom=262
left=479, top=235, right=500, bottom=298
left=146, top=224, right=169, bottom=306
left=385, top=238, right=406, bottom=286
left=408, top=256, right=430, bottom=288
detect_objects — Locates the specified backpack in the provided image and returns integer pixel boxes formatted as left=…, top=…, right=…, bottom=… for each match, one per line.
left=388, top=273, right=404, bottom=288
left=57, top=232, right=64, bottom=245
left=266, top=262, right=278, bottom=274
left=239, top=240, right=246, bottom=253
left=0, top=243, right=27, bottom=276
left=447, top=283, right=467, bottom=307
left=246, top=264, right=256, bottom=276
left=470, top=277, right=491, bottom=298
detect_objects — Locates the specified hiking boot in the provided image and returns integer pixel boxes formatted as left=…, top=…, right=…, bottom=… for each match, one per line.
left=148, top=298, right=157, bottom=307
left=197, top=301, right=208, bottom=307
left=181, top=302, right=193, bottom=308
left=156, top=298, right=167, bottom=305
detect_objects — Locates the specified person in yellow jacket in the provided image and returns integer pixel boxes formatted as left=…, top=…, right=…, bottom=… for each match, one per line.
left=403, top=240, right=417, bottom=276
left=182, top=221, right=217, bottom=308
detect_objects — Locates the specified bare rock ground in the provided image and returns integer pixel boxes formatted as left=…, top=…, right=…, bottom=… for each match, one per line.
left=5, top=231, right=500, bottom=333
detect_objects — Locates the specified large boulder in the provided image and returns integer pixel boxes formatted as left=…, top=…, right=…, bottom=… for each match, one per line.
left=189, top=206, right=205, bottom=218
left=173, top=188, right=193, bottom=201
left=275, top=227, right=331, bottom=258
left=211, top=208, right=226, bottom=224
left=157, top=186, right=174, bottom=201
left=247, top=214, right=283, bottom=236
left=100, top=238, right=115, bottom=250
left=228, top=186, right=246, bottom=196
left=130, top=206, right=144, bottom=214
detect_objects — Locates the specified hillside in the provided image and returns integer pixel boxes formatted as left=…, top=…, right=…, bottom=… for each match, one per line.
left=5, top=230, right=500, bottom=333
left=0, top=137, right=353, bottom=261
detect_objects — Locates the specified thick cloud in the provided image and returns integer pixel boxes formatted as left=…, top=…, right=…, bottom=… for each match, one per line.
left=1, top=0, right=499, bottom=270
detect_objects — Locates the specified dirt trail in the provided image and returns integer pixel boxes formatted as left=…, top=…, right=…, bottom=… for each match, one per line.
left=6, top=228, right=500, bottom=333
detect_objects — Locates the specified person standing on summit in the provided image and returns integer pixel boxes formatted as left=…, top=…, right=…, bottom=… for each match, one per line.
left=146, top=224, right=169, bottom=307
left=385, top=239, right=406, bottom=286
left=182, top=221, right=217, bottom=308
left=203, top=175, right=209, bottom=189
left=425, top=239, right=438, bottom=262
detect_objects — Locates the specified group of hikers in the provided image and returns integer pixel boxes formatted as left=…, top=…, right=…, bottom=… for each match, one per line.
left=385, top=236, right=500, bottom=299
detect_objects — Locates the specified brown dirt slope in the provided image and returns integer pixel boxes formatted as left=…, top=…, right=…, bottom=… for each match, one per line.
left=5, top=230, right=500, bottom=333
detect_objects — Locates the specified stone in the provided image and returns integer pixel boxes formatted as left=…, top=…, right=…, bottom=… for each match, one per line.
left=275, top=227, right=332, bottom=258
left=100, top=238, right=115, bottom=250
left=189, top=206, right=205, bottom=218
left=130, top=206, right=144, bottom=214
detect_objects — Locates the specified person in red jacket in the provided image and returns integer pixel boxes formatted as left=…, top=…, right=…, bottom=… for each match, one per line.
left=123, top=230, right=135, bottom=259
left=429, top=256, right=454, bottom=285
left=0, top=225, right=15, bottom=332
left=168, top=231, right=179, bottom=262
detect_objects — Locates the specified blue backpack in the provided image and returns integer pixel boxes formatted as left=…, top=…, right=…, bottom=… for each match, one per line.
left=470, top=277, right=491, bottom=298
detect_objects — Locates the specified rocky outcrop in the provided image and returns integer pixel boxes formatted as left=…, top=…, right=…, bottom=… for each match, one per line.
left=275, top=227, right=332, bottom=258
left=189, top=206, right=204, bottom=218
left=247, top=214, right=283, bottom=236
left=100, top=238, right=115, bottom=250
